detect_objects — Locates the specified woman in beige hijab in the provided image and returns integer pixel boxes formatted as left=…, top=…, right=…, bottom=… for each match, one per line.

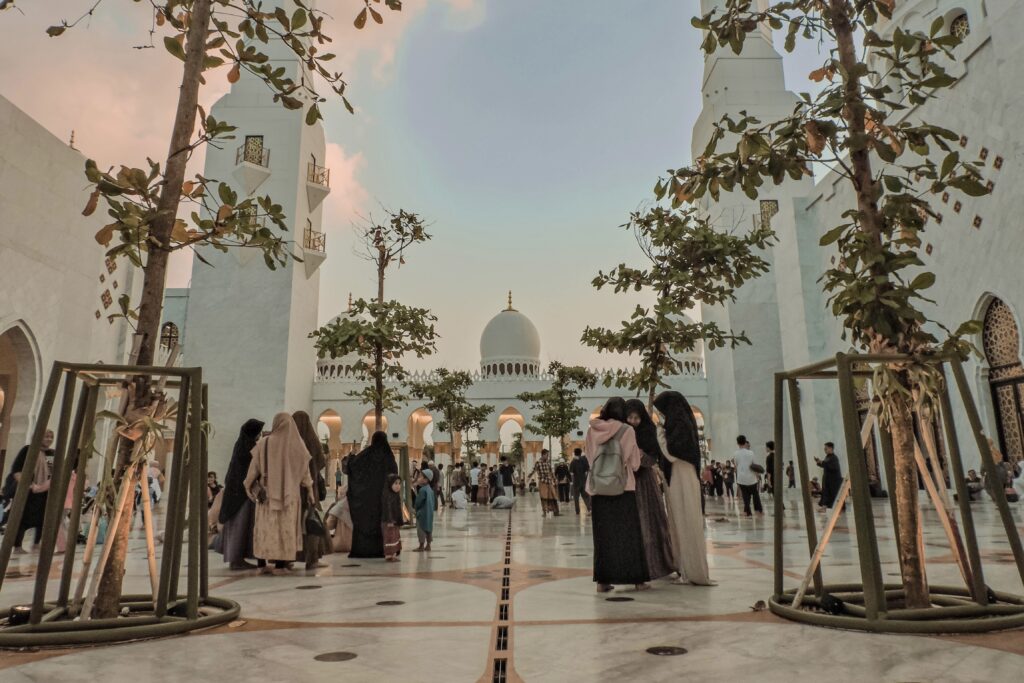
left=245, top=412, right=315, bottom=574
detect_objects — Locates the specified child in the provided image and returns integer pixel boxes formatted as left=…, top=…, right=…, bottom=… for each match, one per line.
left=413, top=469, right=435, bottom=552
left=381, top=474, right=403, bottom=561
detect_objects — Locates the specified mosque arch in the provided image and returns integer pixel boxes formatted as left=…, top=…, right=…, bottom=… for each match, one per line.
left=317, top=408, right=342, bottom=452
left=980, top=295, right=1024, bottom=462
left=0, top=320, right=42, bottom=470
left=497, top=406, right=525, bottom=452
left=406, top=407, right=435, bottom=450
left=361, top=410, right=389, bottom=447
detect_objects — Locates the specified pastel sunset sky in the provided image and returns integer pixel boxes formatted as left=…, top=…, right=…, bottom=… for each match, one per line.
left=0, top=1, right=823, bottom=370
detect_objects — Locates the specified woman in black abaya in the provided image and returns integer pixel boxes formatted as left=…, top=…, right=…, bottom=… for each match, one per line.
left=219, top=419, right=265, bottom=570
left=346, top=431, right=398, bottom=558
left=624, top=399, right=676, bottom=580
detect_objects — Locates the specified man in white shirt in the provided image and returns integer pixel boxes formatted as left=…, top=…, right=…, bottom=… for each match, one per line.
left=469, top=463, right=481, bottom=505
left=451, top=485, right=469, bottom=510
left=734, top=435, right=764, bottom=517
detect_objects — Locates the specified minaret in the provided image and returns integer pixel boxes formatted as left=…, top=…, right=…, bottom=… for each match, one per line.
left=182, top=0, right=330, bottom=471
left=692, top=0, right=819, bottom=453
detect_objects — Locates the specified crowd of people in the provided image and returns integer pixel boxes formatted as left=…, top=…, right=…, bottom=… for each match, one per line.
left=9, top=403, right=1024, bottom=595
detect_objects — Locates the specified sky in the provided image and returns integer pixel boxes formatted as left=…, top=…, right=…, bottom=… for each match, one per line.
left=0, top=0, right=824, bottom=371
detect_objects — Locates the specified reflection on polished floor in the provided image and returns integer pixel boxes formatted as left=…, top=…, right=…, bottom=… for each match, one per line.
left=2, top=491, right=1024, bottom=682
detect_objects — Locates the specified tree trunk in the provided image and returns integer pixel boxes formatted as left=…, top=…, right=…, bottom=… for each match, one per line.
left=829, top=0, right=929, bottom=608
left=93, top=0, right=214, bottom=619
left=374, top=341, right=384, bottom=432
left=373, top=261, right=385, bottom=431
left=890, top=383, right=931, bottom=607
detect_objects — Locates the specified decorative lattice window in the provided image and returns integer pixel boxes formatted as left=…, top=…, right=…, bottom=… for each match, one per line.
left=105, top=257, right=117, bottom=274
left=983, top=299, right=1023, bottom=373
left=759, top=200, right=779, bottom=229
left=160, top=322, right=180, bottom=350
left=950, top=13, right=970, bottom=40
left=101, top=290, right=113, bottom=309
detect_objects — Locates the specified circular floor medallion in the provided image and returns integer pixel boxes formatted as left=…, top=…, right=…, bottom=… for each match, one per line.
left=376, top=600, right=404, bottom=606
left=428, top=556, right=446, bottom=559
left=341, top=564, right=361, bottom=568
left=606, top=596, right=634, bottom=602
left=571, top=553, right=588, bottom=557
left=296, top=585, right=322, bottom=590
left=314, top=651, right=357, bottom=662
left=646, top=646, right=687, bottom=656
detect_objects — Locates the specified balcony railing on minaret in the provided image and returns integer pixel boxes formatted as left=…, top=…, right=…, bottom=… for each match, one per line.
left=236, top=143, right=270, bottom=167
left=307, top=162, right=330, bottom=187
left=304, top=226, right=326, bottom=253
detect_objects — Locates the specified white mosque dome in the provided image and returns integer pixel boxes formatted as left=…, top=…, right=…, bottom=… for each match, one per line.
left=480, top=294, right=542, bottom=378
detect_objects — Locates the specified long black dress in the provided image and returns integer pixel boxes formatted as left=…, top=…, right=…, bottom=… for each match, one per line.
left=219, top=419, right=265, bottom=565
left=819, top=453, right=843, bottom=508
left=346, top=431, right=398, bottom=558
left=624, top=400, right=676, bottom=580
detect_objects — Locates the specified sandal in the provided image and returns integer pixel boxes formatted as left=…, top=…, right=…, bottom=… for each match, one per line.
left=596, top=583, right=614, bottom=593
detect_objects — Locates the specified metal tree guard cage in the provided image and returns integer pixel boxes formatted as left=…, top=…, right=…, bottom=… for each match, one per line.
left=0, top=362, right=239, bottom=646
left=769, top=352, right=1024, bottom=633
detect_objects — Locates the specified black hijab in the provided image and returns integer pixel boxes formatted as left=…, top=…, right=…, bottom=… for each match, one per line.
left=653, top=390, right=702, bottom=471
left=219, top=418, right=264, bottom=524
left=625, top=398, right=674, bottom=485
left=599, top=397, right=626, bottom=422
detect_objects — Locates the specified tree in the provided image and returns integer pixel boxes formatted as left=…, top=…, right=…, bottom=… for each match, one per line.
left=311, top=209, right=437, bottom=429
left=23, top=0, right=402, bottom=619
left=582, top=205, right=774, bottom=405
left=517, top=362, right=597, bottom=458
left=507, top=432, right=525, bottom=469
left=676, top=1, right=988, bottom=608
left=408, top=369, right=494, bottom=464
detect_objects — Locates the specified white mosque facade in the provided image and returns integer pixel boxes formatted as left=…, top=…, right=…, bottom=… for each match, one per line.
left=2, top=0, right=1023, bottom=486
left=310, top=299, right=709, bottom=471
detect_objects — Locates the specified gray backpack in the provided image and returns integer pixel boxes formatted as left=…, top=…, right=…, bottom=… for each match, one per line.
left=588, top=425, right=629, bottom=496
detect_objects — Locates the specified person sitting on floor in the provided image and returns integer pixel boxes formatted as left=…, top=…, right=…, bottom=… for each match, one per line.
left=451, top=484, right=469, bottom=510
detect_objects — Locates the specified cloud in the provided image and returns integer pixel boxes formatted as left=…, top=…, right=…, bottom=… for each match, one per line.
left=323, top=142, right=369, bottom=230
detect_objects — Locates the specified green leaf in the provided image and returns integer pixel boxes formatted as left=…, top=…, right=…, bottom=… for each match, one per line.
left=910, top=272, right=936, bottom=290
left=819, top=225, right=846, bottom=246
left=940, top=151, right=959, bottom=179
left=163, top=35, right=186, bottom=61
left=305, top=103, right=320, bottom=126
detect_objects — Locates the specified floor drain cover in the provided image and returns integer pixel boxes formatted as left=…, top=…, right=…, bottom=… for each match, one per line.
left=377, top=600, right=404, bottom=606
left=571, top=554, right=588, bottom=557
left=314, top=651, right=357, bottom=662
left=646, top=646, right=687, bottom=656
left=606, top=597, right=634, bottom=602
left=296, top=585, right=322, bottom=590
left=428, top=556, right=446, bottom=559
left=341, top=564, right=361, bottom=568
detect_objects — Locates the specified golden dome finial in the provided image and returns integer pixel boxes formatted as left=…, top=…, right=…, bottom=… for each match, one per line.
left=347, top=292, right=353, bottom=311
left=507, top=290, right=514, bottom=311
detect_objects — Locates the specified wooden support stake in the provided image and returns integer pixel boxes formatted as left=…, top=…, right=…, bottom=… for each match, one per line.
left=912, top=437, right=973, bottom=591
left=791, top=408, right=878, bottom=609
left=139, top=458, right=159, bottom=604
left=792, top=478, right=852, bottom=608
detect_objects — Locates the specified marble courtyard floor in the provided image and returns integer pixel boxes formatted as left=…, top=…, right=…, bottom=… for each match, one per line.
left=2, top=492, right=1024, bottom=682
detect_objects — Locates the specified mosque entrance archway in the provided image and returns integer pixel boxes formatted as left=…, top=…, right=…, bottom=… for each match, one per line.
left=982, top=296, right=1024, bottom=462
left=361, top=410, right=389, bottom=448
left=0, top=321, right=40, bottom=477
left=406, top=408, right=435, bottom=464
left=498, top=407, right=525, bottom=449
left=317, top=409, right=343, bottom=479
